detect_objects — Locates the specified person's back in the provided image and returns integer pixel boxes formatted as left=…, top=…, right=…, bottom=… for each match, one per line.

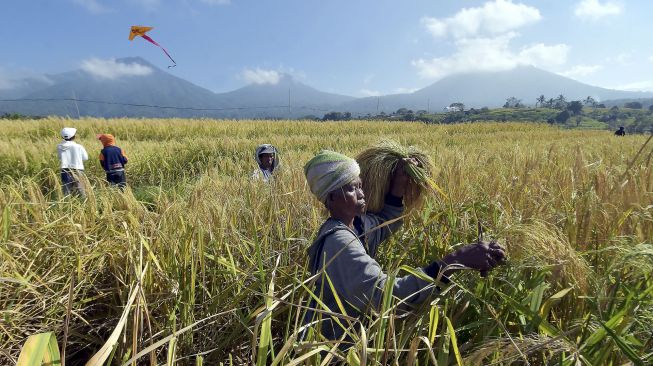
left=58, top=140, right=88, bottom=170
left=98, top=134, right=128, bottom=189
left=57, top=127, right=88, bottom=197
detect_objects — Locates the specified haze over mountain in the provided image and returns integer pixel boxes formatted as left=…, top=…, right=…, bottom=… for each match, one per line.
left=1, top=58, right=652, bottom=118
left=0, top=57, right=355, bottom=119
left=214, top=74, right=355, bottom=118
left=341, top=66, right=653, bottom=114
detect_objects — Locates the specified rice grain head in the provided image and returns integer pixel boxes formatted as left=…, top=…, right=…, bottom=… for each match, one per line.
left=356, top=140, right=436, bottom=213
left=503, top=221, right=592, bottom=293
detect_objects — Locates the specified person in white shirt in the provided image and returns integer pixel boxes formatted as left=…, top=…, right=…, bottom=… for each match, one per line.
left=57, top=127, right=89, bottom=197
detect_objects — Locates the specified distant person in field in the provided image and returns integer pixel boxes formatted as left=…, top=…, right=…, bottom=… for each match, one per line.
left=615, top=126, right=626, bottom=136
left=97, top=134, right=128, bottom=189
left=302, top=150, right=506, bottom=343
left=57, top=127, right=88, bottom=197
left=252, top=144, right=279, bottom=183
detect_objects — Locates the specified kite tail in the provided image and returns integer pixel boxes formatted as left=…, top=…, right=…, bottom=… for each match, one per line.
left=141, top=34, right=177, bottom=68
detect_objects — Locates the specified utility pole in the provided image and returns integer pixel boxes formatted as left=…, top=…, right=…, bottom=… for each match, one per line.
left=71, top=90, right=80, bottom=119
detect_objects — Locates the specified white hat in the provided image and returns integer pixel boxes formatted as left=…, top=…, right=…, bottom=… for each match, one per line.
left=258, top=145, right=276, bottom=154
left=61, top=127, right=77, bottom=139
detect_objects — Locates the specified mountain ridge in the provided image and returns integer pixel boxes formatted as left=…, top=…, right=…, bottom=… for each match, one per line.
left=1, top=58, right=651, bottom=118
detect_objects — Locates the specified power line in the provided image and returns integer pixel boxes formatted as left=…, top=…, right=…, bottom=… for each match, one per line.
left=292, top=106, right=332, bottom=112
left=0, top=97, right=291, bottom=112
left=0, top=97, right=344, bottom=118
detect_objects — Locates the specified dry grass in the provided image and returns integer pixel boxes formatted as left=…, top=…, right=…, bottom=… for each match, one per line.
left=0, top=118, right=651, bottom=365
left=356, top=139, right=435, bottom=213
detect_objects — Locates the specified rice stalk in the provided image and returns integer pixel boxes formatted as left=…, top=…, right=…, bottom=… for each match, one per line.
left=356, top=139, right=437, bottom=213
left=0, top=119, right=651, bottom=365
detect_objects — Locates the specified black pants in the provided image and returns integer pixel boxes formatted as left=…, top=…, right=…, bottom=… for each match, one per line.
left=106, top=171, right=127, bottom=190
left=61, top=169, right=86, bottom=197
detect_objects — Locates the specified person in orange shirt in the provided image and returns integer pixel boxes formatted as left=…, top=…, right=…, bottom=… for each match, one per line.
left=97, top=134, right=128, bottom=189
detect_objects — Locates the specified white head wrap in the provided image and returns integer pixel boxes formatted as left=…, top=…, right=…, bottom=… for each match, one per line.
left=304, top=150, right=360, bottom=203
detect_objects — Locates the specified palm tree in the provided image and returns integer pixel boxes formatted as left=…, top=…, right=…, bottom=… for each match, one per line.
left=554, top=94, right=567, bottom=110
left=536, top=95, right=546, bottom=108
left=584, top=96, right=597, bottom=108
left=546, top=98, right=555, bottom=108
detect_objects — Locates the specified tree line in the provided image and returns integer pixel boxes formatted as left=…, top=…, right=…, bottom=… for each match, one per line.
left=313, top=95, right=653, bottom=133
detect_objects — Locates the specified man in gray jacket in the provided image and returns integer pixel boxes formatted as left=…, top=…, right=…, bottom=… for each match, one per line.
left=303, top=150, right=505, bottom=343
left=251, top=144, right=279, bottom=183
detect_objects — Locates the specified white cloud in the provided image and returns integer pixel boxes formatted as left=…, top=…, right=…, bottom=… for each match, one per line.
left=242, top=68, right=281, bottom=85
left=559, top=64, right=603, bottom=78
left=0, top=68, right=52, bottom=90
left=422, top=18, right=448, bottom=38
left=282, top=67, right=307, bottom=81
left=412, top=33, right=569, bottom=79
left=649, top=56, right=653, bottom=63
left=360, top=89, right=382, bottom=97
left=605, top=53, right=631, bottom=65
left=81, top=58, right=153, bottom=79
left=414, top=1, right=564, bottom=80
left=71, top=0, right=111, bottom=14
left=518, top=43, right=570, bottom=66
left=363, top=74, right=374, bottom=85
left=359, top=87, right=418, bottom=96
left=612, top=81, right=653, bottom=92
left=200, top=0, right=231, bottom=4
left=394, top=87, right=419, bottom=94
left=574, top=0, right=622, bottom=21
left=421, top=0, right=541, bottom=39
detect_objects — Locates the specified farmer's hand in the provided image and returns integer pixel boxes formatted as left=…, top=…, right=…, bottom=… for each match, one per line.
left=439, top=241, right=506, bottom=277
left=390, top=157, right=419, bottom=198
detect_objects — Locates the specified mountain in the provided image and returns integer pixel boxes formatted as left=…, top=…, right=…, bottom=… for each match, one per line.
left=1, top=57, right=224, bottom=118
left=215, top=74, right=355, bottom=118
left=0, top=57, right=355, bottom=118
left=339, top=66, right=653, bottom=115
left=0, top=76, right=53, bottom=100
left=600, top=97, right=653, bottom=109
left=2, top=60, right=652, bottom=118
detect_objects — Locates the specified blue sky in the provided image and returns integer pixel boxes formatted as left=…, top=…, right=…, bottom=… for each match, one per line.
left=1, top=0, right=652, bottom=96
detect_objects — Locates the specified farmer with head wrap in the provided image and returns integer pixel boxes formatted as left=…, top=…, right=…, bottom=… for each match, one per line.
left=97, top=134, right=128, bottom=189
left=57, top=127, right=89, bottom=197
left=252, top=144, right=279, bottom=183
left=303, top=150, right=505, bottom=343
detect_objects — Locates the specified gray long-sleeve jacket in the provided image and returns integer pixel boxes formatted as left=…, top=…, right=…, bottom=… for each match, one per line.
left=305, top=199, right=438, bottom=340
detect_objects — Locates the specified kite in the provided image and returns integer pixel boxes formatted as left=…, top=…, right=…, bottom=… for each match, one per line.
left=129, top=26, right=176, bottom=68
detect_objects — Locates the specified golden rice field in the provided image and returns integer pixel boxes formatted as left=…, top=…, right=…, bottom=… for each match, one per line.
left=0, top=118, right=652, bottom=365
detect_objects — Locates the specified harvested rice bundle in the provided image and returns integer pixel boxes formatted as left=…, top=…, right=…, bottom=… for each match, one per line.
left=356, top=140, right=441, bottom=213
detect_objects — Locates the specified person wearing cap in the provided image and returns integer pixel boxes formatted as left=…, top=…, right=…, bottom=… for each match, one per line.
left=97, top=134, right=128, bottom=189
left=303, top=150, right=506, bottom=343
left=57, top=127, right=89, bottom=197
left=251, top=144, right=279, bottom=183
